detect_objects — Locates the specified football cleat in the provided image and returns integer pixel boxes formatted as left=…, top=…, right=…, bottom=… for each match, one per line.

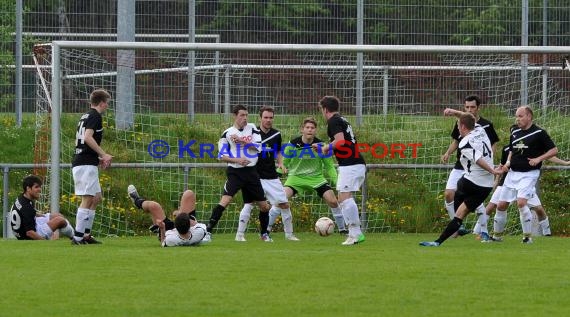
left=235, top=233, right=246, bottom=242
left=341, top=234, right=365, bottom=246
left=285, top=234, right=300, bottom=241
left=260, top=233, right=273, bottom=242
left=127, top=185, right=140, bottom=204
left=480, top=232, right=491, bottom=243
left=457, top=225, right=471, bottom=236
left=491, top=235, right=503, bottom=242
left=83, top=236, right=102, bottom=244
left=522, top=237, right=533, bottom=244
left=419, top=241, right=440, bottom=247
left=71, top=239, right=87, bottom=245
left=339, top=229, right=349, bottom=235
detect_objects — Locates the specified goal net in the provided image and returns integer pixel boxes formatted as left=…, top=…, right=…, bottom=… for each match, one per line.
left=33, top=42, right=570, bottom=237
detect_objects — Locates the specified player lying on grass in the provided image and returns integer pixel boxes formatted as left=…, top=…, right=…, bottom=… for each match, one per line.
left=127, top=185, right=210, bottom=247
left=10, top=175, right=75, bottom=240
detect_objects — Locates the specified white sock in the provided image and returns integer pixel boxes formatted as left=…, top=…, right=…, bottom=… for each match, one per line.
left=493, top=209, right=507, bottom=236
left=85, top=209, right=96, bottom=233
left=59, top=219, right=75, bottom=238
left=519, top=205, right=532, bottom=235
left=268, top=206, right=281, bottom=232
left=340, top=198, right=362, bottom=237
left=74, top=208, right=90, bottom=241
left=280, top=208, right=293, bottom=235
left=477, top=213, right=489, bottom=234
left=539, top=217, right=551, bottom=236
left=330, top=206, right=345, bottom=231
left=445, top=201, right=455, bottom=220
left=237, top=204, right=253, bottom=234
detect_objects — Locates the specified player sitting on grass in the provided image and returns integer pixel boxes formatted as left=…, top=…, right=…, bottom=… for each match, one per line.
left=127, top=185, right=210, bottom=247
left=11, top=175, right=75, bottom=240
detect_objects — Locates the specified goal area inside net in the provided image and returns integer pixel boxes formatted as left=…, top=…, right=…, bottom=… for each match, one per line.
left=33, top=42, right=570, bottom=237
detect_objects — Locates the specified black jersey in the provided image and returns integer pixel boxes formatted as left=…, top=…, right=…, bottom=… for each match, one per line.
left=327, top=114, right=366, bottom=166
left=451, top=116, right=499, bottom=170
left=10, top=195, right=37, bottom=240
left=509, top=124, right=556, bottom=172
left=257, top=127, right=282, bottom=179
left=72, top=108, right=103, bottom=167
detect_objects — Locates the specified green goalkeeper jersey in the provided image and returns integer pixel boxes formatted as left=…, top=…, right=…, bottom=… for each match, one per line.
left=282, top=136, right=337, bottom=185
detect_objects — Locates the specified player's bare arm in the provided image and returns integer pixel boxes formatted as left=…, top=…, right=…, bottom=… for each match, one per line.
left=528, top=147, right=558, bottom=166
left=84, top=128, right=113, bottom=168
left=441, top=139, right=459, bottom=163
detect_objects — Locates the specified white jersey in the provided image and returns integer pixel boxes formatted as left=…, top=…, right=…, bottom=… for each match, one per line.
left=218, top=123, right=262, bottom=168
left=162, top=223, right=208, bottom=247
left=458, top=125, right=494, bottom=188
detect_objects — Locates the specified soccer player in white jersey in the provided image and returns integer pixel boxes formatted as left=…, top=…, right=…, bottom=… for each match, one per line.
left=71, top=89, right=113, bottom=245
left=235, top=106, right=299, bottom=242
left=420, top=113, right=499, bottom=246
left=494, top=106, right=558, bottom=244
left=317, top=96, right=366, bottom=245
left=440, top=95, right=499, bottom=236
left=127, top=185, right=209, bottom=247
left=11, top=175, right=74, bottom=240
left=206, top=105, right=273, bottom=241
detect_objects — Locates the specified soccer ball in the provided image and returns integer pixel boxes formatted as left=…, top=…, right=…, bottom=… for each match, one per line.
left=315, top=217, right=335, bottom=236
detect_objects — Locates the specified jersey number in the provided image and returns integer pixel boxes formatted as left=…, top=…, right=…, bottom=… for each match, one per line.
left=10, top=209, right=21, bottom=231
left=482, top=142, right=491, bottom=157
left=76, top=121, right=86, bottom=146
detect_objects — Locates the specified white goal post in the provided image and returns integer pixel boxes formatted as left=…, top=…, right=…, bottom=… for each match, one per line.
left=34, top=41, right=569, bottom=237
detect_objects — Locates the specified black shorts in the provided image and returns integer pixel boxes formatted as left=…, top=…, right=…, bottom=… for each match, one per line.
left=454, top=177, right=492, bottom=212
left=223, top=166, right=266, bottom=203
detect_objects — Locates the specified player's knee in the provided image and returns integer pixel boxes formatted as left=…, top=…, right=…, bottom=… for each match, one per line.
left=444, top=190, right=455, bottom=202
left=278, top=202, right=289, bottom=209
left=182, top=190, right=196, bottom=201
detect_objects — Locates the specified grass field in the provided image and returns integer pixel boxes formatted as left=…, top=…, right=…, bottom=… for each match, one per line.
left=2, top=233, right=569, bottom=317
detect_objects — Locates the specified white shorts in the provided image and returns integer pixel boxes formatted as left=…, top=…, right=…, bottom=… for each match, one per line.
left=499, top=170, right=540, bottom=202
left=260, top=178, right=288, bottom=206
left=35, top=213, right=53, bottom=239
left=336, top=164, right=366, bottom=193
left=72, top=165, right=102, bottom=196
left=445, top=169, right=464, bottom=191
left=496, top=186, right=542, bottom=208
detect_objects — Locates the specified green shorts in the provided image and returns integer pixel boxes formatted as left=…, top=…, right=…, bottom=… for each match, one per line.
left=284, top=175, right=331, bottom=197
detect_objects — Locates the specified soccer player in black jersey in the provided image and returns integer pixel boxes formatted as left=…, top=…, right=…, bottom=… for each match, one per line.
left=317, top=96, right=366, bottom=245
left=473, top=144, right=568, bottom=241
left=71, top=89, right=113, bottom=245
left=10, top=175, right=74, bottom=240
left=440, top=95, right=499, bottom=236
left=235, top=106, right=299, bottom=241
left=495, top=106, right=558, bottom=244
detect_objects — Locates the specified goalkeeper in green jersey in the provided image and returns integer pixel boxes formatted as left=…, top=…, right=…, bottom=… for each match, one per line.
left=280, top=117, right=347, bottom=233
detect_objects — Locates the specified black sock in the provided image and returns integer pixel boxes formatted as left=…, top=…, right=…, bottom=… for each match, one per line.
left=134, top=198, right=146, bottom=209
left=436, top=217, right=463, bottom=244
left=207, top=205, right=225, bottom=232
left=259, top=211, right=269, bottom=235
left=163, top=217, right=174, bottom=231
left=189, top=210, right=197, bottom=221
